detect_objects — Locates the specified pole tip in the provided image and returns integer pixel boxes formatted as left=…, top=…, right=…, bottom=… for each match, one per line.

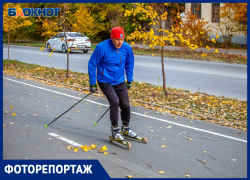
left=45, top=125, right=48, bottom=128
left=94, top=122, right=97, bottom=125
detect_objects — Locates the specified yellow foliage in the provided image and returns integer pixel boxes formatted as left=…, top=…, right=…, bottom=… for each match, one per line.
left=3, top=3, right=32, bottom=33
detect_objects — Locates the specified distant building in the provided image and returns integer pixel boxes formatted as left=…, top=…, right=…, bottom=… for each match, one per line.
left=181, top=3, right=247, bottom=45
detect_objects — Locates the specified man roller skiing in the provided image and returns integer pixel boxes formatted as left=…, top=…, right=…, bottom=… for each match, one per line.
left=88, top=27, right=138, bottom=145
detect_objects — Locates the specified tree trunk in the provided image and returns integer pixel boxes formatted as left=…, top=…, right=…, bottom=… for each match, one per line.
left=8, top=23, right=10, bottom=68
left=161, top=46, right=168, bottom=97
left=67, top=51, right=69, bottom=78
left=225, top=36, right=228, bottom=59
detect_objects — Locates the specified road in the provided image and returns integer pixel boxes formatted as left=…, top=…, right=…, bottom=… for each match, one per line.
left=3, top=74, right=247, bottom=178
left=3, top=44, right=247, bottom=100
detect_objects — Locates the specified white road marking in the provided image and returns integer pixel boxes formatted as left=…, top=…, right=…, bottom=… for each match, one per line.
left=3, top=77, right=247, bottom=143
left=48, top=133, right=81, bottom=147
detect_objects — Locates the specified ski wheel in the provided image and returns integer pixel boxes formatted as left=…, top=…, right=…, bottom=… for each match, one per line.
left=126, top=142, right=131, bottom=149
left=109, top=135, right=114, bottom=142
left=142, top=137, right=148, bottom=143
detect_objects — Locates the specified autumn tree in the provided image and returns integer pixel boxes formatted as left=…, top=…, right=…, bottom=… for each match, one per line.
left=221, top=3, right=247, bottom=36
left=178, top=9, right=212, bottom=48
left=39, top=3, right=99, bottom=78
left=85, top=3, right=135, bottom=41
left=3, top=3, right=32, bottom=65
left=215, top=3, right=247, bottom=58
left=71, top=4, right=99, bottom=37
left=125, top=3, right=219, bottom=98
left=176, top=8, right=220, bottom=56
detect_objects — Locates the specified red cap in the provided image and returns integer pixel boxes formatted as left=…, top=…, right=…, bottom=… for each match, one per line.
left=110, top=27, right=125, bottom=39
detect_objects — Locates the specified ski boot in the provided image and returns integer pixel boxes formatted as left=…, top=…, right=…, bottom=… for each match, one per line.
left=121, top=124, right=148, bottom=143
left=109, top=126, right=131, bottom=149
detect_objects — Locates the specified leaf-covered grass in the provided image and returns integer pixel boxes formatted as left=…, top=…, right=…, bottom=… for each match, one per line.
left=3, top=59, right=247, bottom=131
left=132, top=47, right=247, bottom=64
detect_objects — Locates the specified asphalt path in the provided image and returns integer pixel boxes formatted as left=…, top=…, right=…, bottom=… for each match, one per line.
left=3, top=74, right=247, bottom=178
left=3, top=44, right=247, bottom=100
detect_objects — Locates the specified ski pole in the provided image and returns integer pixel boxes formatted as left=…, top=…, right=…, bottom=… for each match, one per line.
left=94, top=107, right=110, bottom=125
left=45, top=92, right=92, bottom=127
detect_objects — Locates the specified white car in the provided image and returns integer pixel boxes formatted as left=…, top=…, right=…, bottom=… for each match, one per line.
left=46, top=32, right=91, bottom=53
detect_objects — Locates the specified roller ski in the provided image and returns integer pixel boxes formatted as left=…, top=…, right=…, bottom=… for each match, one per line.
left=120, top=124, right=148, bottom=143
left=109, top=126, right=131, bottom=149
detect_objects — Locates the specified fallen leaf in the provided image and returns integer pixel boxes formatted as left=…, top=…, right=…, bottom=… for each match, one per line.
left=3, top=124, right=6, bottom=127
left=162, top=138, right=165, bottom=140
left=102, top=145, right=108, bottom=151
left=88, top=157, right=90, bottom=158
left=161, top=145, right=165, bottom=148
left=89, top=144, right=97, bottom=149
left=187, top=138, right=193, bottom=140
left=5, top=111, right=8, bottom=114
left=10, top=105, right=13, bottom=109
left=55, top=96, right=57, bottom=98
left=48, top=138, right=52, bottom=140
left=74, top=147, right=79, bottom=152
left=33, top=114, right=37, bottom=116
left=166, top=126, right=172, bottom=128
left=66, top=146, right=74, bottom=149
left=158, top=171, right=164, bottom=174
left=148, top=130, right=154, bottom=132
left=83, top=148, right=89, bottom=152
left=85, top=109, right=89, bottom=111
left=80, top=145, right=88, bottom=149
left=98, top=106, right=102, bottom=107
left=184, top=174, right=190, bottom=177
left=203, top=151, right=207, bottom=153
left=103, top=152, right=109, bottom=155
left=12, top=113, right=16, bottom=116
left=22, top=114, right=26, bottom=116
left=232, top=159, right=237, bottom=161
left=26, top=125, right=28, bottom=126
left=126, top=175, right=133, bottom=178
left=10, top=122, right=13, bottom=124
left=99, top=145, right=108, bottom=152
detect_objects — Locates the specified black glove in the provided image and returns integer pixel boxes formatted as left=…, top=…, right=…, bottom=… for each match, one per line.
left=90, top=84, right=97, bottom=93
left=126, top=82, right=132, bottom=90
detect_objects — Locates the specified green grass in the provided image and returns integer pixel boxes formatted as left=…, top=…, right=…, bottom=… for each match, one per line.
left=3, top=40, right=46, bottom=47
left=91, top=44, right=97, bottom=50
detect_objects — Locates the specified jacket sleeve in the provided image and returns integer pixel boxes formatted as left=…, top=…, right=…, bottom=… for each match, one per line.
left=125, top=46, right=134, bottom=83
left=88, top=45, right=102, bottom=85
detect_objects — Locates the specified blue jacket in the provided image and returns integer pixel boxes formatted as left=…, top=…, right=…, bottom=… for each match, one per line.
left=88, top=38, right=134, bottom=85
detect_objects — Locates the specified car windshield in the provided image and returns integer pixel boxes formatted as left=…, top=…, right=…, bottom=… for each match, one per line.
left=67, top=33, right=86, bottom=37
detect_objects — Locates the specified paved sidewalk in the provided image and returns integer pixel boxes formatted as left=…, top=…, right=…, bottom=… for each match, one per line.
left=127, top=44, right=247, bottom=57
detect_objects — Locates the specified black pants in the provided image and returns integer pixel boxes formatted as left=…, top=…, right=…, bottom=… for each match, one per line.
left=98, top=82, right=130, bottom=127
